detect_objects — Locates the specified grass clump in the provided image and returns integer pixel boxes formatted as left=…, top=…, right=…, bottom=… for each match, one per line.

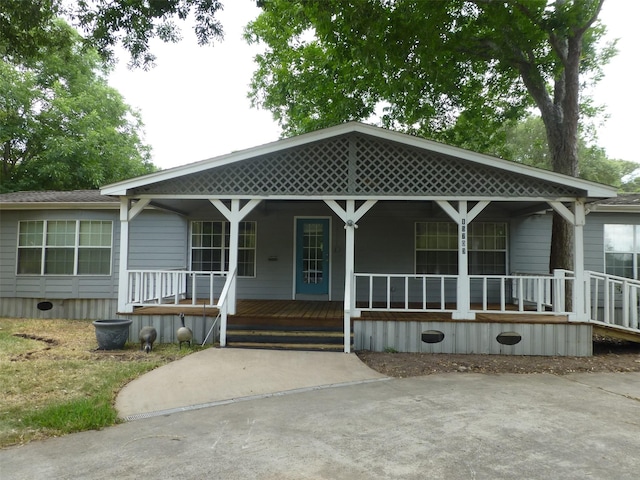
left=0, top=318, right=201, bottom=447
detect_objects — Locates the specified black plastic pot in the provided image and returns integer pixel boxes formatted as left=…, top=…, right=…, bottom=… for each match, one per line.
left=92, top=319, right=132, bottom=350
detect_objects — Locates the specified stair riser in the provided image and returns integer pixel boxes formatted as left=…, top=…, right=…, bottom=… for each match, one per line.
left=228, top=343, right=346, bottom=352
left=228, top=334, right=351, bottom=344
left=227, top=325, right=349, bottom=332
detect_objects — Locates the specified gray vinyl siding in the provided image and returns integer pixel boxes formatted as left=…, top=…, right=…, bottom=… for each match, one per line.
left=0, top=209, right=120, bottom=300
left=0, top=208, right=187, bottom=308
left=583, top=212, right=640, bottom=273
left=509, top=214, right=552, bottom=274
left=508, top=211, right=640, bottom=276
left=356, top=201, right=419, bottom=274
left=128, top=210, right=188, bottom=270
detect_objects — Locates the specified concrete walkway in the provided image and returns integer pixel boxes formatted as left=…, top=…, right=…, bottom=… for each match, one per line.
left=4, top=371, right=640, bottom=479
left=116, top=348, right=389, bottom=419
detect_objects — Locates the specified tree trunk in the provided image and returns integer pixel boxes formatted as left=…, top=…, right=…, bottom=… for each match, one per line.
left=546, top=120, right=577, bottom=275
left=535, top=31, right=582, bottom=275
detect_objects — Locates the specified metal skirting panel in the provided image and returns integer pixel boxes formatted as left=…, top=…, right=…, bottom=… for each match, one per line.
left=0, top=298, right=118, bottom=320
left=354, top=320, right=593, bottom=357
left=121, top=313, right=219, bottom=345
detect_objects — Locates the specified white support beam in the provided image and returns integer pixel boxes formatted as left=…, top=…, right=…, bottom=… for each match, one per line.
left=118, top=198, right=132, bottom=313
left=548, top=201, right=575, bottom=225
left=436, top=200, right=489, bottom=223
left=324, top=199, right=377, bottom=353
left=436, top=200, right=461, bottom=223
left=467, top=201, right=490, bottom=223
left=455, top=201, right=473, bottom=320
left=209, top=199, right=262, bottom=222
left=548, top=199, right=587, bottom=321
left=128, top=198, right=151, bottom=221
left=209, top=199, right=262, bottom=318
left=435, top=200, right=491, bottom=320
left=325, top=199, right=377, bottom=223
left=573, top=199, right=587, bottom=321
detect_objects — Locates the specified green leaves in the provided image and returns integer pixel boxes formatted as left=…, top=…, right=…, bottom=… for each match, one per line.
left=0, top=18, right=154, bottom=193
left=246, top=0, right=611, bottom=150
left=1, top=1, right=225, bottom=68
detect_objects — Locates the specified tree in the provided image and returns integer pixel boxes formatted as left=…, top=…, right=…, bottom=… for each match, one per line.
left=498, top=115, right=637, bottom=189
left=246, top=0, right=615, bottom=273
left=0, top=20, right=155, bottom=192
left=0, top=0, right=225, bottom=68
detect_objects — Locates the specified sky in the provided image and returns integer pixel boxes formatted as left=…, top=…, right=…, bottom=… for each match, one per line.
left=107, top=1, right=640, bottom=171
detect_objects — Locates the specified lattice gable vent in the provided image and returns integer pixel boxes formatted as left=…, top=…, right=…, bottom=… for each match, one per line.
left=133, top=134, right=579, bottom=197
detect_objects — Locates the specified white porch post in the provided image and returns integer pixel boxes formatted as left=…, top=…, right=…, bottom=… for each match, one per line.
left=227, top=200, right=242, bottom=317
left=117, top=197, right=151, bottom=313
left=436, top=200, right=489, bottom=320
left=343, top=202, right=356, bottom=354
left=117, top=198, right=131, bottom=313
left=573, top=200, right=587, bottom=321
left=548, top=200, right=587, bottom=321
left=325, top=199, right=377, bottom=353
left=454, top=201, right=472, bottom=320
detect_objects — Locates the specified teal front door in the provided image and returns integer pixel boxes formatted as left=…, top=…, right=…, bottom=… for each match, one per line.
left=296, top=218, right=330, bottom=295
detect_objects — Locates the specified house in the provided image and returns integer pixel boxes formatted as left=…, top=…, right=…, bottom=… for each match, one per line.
left=2, top=122, right=639, bottom=355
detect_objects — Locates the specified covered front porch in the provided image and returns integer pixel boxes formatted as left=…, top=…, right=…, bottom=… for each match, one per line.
left=121, top=266, right=640, bottom=355
left=102, top=123, right=623, bottom=355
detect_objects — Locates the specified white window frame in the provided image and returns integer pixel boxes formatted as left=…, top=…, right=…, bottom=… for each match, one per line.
left=604, top=224, right=640, bottom=279
left=415, top=221, right=508, bottom=275
left=190, top=220, right=257, bottom=278
left=16, top=220, right=113, bottom=276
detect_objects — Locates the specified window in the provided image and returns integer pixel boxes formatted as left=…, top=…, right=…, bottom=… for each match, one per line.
left=416, top=222, right=507, bottom=275
left=191, top=221, right=256, bottom=277
left=604, top=224, right=640, bottom=279
left=17, top=220, right=112, bottom=275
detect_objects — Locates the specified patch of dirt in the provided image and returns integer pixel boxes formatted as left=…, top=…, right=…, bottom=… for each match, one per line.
left=12, top=333, right=59, bottom=345
left=356, top=337, right=640, bottom=377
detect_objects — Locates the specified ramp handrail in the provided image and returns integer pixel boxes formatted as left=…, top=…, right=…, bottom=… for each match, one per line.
left=214, top=267, right=237, bottom=347
left=585, top=271, right=640, bottom=330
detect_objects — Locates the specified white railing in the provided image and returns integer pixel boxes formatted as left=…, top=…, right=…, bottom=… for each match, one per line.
left=354, top=273, right=457, bottom=312
left=127, top=269, right=227, bottom=307
left=586, top=271, right=640, bottom=330
left=354, top=271, right=575, bottom=314
left=491, top=269, right=574, bottom=314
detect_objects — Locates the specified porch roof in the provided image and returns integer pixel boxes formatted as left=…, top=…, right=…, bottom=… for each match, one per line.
left=101, top=122, right=617, bottom=201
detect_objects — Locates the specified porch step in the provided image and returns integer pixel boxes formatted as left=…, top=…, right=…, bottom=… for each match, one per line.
left=226, top=325, right=353, bottom=352
left=228, top=342, right=347, bottom=352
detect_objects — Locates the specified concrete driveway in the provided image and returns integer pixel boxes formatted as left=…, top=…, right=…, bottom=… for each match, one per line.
left=2, top=351, right=640, bottom=479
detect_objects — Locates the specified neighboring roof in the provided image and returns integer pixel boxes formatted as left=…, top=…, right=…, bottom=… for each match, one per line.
left=0, top=190, right=119, bottom=210
left=589, top=194, right=640, bottom=213
left=101, top=122, right=618, bottom=200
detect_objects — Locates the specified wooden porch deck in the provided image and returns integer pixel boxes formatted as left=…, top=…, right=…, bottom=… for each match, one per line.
left=131, top=299, right=571, bottom=325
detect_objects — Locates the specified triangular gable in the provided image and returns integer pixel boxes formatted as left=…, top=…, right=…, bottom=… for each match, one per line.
left=102, top=122, right=616, bottom=199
